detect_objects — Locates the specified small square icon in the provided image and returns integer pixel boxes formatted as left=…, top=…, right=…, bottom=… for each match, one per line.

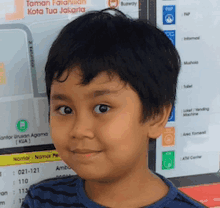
left=163, top=5, right=176, bottom=25
left=162, top=127, right=175, bottom=147
left=162, top=151, right=175, bottom=170
left=168, top=105, right=175, bottom=122
left=164, top=30, right=175, bottom=46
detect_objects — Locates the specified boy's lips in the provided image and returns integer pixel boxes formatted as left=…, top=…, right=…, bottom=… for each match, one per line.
left=72, top=150, right=102, bottom=161
left=72, top=148, right=101, bottom=154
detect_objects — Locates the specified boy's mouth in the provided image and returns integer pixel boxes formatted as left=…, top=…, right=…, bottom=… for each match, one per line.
left=73, top=151, right=102, bottom=159
left=73, top=148, right=102, bottom=154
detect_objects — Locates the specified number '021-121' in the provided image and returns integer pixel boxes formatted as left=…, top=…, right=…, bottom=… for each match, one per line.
left=18, top=168, right=40, bottom=175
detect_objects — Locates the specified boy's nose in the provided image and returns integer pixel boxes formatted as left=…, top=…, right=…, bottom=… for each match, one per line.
left=69, top=116, right=95, bottom=139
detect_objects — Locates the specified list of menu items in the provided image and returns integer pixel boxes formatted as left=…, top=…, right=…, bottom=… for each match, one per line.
left=157, top=0, right=220, bottom=178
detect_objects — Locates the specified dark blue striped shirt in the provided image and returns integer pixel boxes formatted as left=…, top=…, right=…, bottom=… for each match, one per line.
left=21, top=171, right=207, bottom=208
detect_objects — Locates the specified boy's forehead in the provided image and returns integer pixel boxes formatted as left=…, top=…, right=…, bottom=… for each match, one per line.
left=52, top=68, right=126, bottom=89
left=51, top=68, right=130, bottom=98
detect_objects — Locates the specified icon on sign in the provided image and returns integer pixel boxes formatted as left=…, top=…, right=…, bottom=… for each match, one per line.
left=163, top=5, right=176, bottom=25
left=162, top=127, right=175, bottom=147
left=162, top=151, right=175, bottom=170
left=16, top=120, right=29, bottom=132
left=168, top=105, right=175, bottom=121
left=165, top=14, right=174, bottom=23
left=5, top=0, right=24, bottom=21
left=164, top=30, right=175, bottom=46
left=20, top=121, right=25, bottom=129
left=107, top=0, right=119, bottom=8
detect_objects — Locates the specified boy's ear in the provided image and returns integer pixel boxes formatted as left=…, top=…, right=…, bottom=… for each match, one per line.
left=146, top=104, right=172, bottom=139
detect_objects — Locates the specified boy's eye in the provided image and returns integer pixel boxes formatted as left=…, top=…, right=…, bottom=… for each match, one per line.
left=58, top=106, right=72, bottom=115
left=56, top=104, right=110, bottom=115
left=94, top=104, right=110, bottom=114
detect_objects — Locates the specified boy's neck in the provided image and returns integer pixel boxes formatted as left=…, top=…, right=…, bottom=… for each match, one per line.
left=84, top=169, right=169, bottom=208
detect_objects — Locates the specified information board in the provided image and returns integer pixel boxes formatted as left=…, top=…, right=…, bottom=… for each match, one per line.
left=149, top=0, right=220, bottom=206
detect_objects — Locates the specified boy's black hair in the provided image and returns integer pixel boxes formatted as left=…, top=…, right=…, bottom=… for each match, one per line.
left=45, top=8, right=181, bottom=130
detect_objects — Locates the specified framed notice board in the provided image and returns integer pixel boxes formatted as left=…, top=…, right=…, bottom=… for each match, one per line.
left=147, top=0, right=220, bottom=206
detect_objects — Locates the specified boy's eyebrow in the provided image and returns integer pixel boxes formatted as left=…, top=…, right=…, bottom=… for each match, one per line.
left=51, top=89, right=119, bottom=101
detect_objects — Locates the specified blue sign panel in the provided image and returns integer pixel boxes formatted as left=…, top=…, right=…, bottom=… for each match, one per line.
left=168, top=106, right=175, bottom=122
left=164, top=30, right=175, bottom=46
left=163, top=5, right=175, bottom=25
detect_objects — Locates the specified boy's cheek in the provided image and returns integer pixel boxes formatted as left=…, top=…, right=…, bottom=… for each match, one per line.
left=50, top=124, right=63, bottom=144
left=51, top=134, right=67, bottom=154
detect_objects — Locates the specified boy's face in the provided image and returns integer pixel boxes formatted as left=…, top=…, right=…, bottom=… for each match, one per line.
left=49, top=67, right=155, bottom=182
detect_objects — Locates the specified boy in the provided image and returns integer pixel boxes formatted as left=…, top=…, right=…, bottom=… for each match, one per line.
left=21, top=8, right=208, bottom=208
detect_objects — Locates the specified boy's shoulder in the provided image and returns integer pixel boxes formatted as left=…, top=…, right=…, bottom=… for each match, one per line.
left=166, top=189, right=207, bottom=207
left=167, top=188, right=208, bottom=208
left=30, top=174, right=79, bottom=188
left=27, top=174, right=80, bottom=195
left=21, top=174, right=86, bottom=208
left=153, top=172, right=208, bottom=208
left=22, top=173, right=208, bottom=208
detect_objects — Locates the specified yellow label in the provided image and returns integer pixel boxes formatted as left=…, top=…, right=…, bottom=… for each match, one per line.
left=0, top=62, right=6, bottom=85
left=0, top=150, right=61, bottom=166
